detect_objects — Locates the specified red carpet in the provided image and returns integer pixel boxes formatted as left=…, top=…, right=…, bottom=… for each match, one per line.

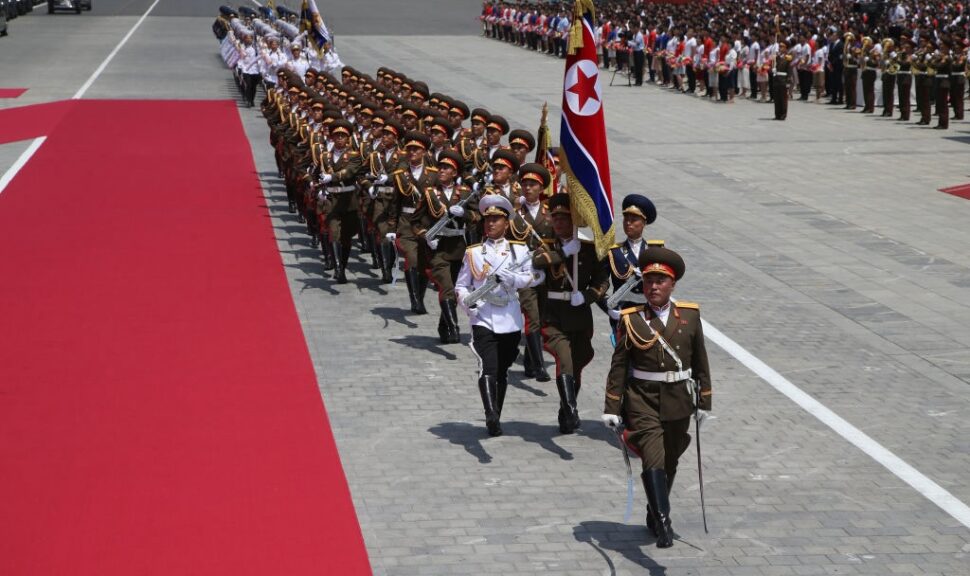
left=0, top=87, right=28, bottom=98
left=0, top=100, right=371, bottom=575
left=940, top=183, right=970, bottom=200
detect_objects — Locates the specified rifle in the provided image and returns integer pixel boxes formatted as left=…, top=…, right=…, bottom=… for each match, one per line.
left=425, top=188, right=481, bottom=243
left=462, top=254, right=530, bottom=308
left=605, top=269, right=641, bottom=310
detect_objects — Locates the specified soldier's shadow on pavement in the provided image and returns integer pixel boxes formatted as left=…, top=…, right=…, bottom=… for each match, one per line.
left=575, top=419, right=622, bottom=445
left=500, top=421, right=573, bottom=460
left=388, top=334, right=458, bottom=361
left=506, top=373, right=548, bottom=397
left=573, top=521, right=667, bottom=575
left=370, top=306, right=418, bottom=329
left=428, top=422, right=493, bottom=464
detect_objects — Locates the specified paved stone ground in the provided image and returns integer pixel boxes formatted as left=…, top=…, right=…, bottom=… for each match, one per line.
left=1, top=4, right=969, bottom=575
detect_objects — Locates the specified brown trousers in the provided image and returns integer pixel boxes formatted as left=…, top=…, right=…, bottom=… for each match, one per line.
left=542, top=324, right=594, bottom=381
left=623, top=380, right=692, bottom=475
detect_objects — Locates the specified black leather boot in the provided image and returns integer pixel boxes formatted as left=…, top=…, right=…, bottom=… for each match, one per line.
left=413, top=271, right=428, bottom=314
left=525, top=332, right=550, bottom=382
left=642, top=469, right=674, bottom=548
left=380, top=240, right=395, bottom=284
left=331, top=242, right=347, bottom=284
left=556, top=374, right=580, bottom=434
left=443, top=299, right=461, bottom=344
left=404, top=269, right=422, bottom=313
left=496, top=372, right=508, bottom=417
left=437, top=302, right=449, bottom=344
left=321, top=238, right=335, bottom=271
left=523, top=344, right=535, bottom=378
left=478, top=376, right=502, bottom=436
left=369, top=234, right=380, bottom=269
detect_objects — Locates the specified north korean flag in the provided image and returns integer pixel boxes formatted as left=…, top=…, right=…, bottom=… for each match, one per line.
left=558, top=0, right=614, bottom=256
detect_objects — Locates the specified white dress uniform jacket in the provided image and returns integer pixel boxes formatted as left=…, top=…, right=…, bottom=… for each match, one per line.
left=455, top=238, right=539, bottom=335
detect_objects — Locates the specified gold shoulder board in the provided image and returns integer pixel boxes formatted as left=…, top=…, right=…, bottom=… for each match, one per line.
left=621, top=305, right=644, bottom=315
left=676, top=301, right=700, bottom=310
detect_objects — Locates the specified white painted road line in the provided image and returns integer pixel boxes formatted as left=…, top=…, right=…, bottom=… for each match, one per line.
left=702, top=319, right=970, bottom=530
left=0, top=0, right=160, bottom=197
left=73, top=0, right=161, bottom=100
left=0, top=137, right=46, bottom=196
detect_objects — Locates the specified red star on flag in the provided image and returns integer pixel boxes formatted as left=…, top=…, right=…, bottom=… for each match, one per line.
left=567, top=65, right=600, bottom=112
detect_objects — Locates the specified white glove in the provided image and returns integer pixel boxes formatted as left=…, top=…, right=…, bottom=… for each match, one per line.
left=316, top=191, right=325, bottom=201
left=448, top=205, right=465, bottom=218
left=368, top=186, right=378, bottom=199
left=426, top=237, right=439, bottom=250
left=696, top=410, right=714, bottom=429
left=562, top=237, right=581, bottom=257
left=466, top=304, right=480, bottom=319
left=320, top=173, right=333, bottom=184
left=601, top=414, right=621, bottom=429
left=376, top=174, right=388, bottom=185
left=607, top=307, right=621, bottom=320
left=518, top=195, right=527, bottom=206
left=385, top=232, right=396, bottom=242
left=570, top=291, right=585, bottom=307
left=496, top=267, right=517, bottom=285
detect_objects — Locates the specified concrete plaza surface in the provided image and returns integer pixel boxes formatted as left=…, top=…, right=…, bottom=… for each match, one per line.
left=2, top=2, right=969, bottom=575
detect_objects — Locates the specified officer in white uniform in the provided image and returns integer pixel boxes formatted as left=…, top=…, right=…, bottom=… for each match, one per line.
left=456, top=195, right=541, bottom=437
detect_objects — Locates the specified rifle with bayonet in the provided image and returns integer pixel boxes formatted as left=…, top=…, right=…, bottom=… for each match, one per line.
left=462, top=254, right=531, bottom=308
left=425, top=188, right=481, bottom=243
left=605, top=268, right=642, bottom=310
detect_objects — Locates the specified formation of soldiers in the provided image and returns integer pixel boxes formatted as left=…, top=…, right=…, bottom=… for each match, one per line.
left=480, top=1, right=970, bottom=126
left=220, top=7, right=714, bottom=548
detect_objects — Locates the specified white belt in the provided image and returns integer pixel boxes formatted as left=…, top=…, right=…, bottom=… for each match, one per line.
left=951, top=73, right=966, bottom=78
left=547, top=290, right=570, bottom=301
left=897, top=71, right=912, bottom=75
left=631, top=368, right=692, bottom=383
left=327, top=185, right=356, bottom=194
left=374, top=185, right=394, bottom=193
left=774, top=72, right=787, bottom=76
left=401, top=207, right=416, bottom=214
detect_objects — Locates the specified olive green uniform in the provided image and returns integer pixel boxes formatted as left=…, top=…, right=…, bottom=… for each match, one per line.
left=604, top=302, right=712, bottom=477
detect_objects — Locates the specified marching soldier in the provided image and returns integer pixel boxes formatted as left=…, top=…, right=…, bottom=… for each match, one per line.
left=447, top=99, right=471, bottom=146
left=393, top=131, right=438, bottom=313
left=455, top=195, right=539, bottom=437
left=460, top=108, right=490, bottom=167
left=510, top=163, right=554, bottom=382
left=483, top=149, right=521, bottom=201
left=413, top=150, right=475, bottom=344
left=602, top=195, right=658, bottom=331
left=428, top=117, right=455, bottom=162
left=471, top=114, right=510, bottom=176
left=532, top=194, right=610, bottom=434
left=601, top=245, right=712, bottom=548
left=507, top=129, right=536, bottom=168
left=366, top=117, right=405, bottom=283
left=313, top=119, right=363, bottom=284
